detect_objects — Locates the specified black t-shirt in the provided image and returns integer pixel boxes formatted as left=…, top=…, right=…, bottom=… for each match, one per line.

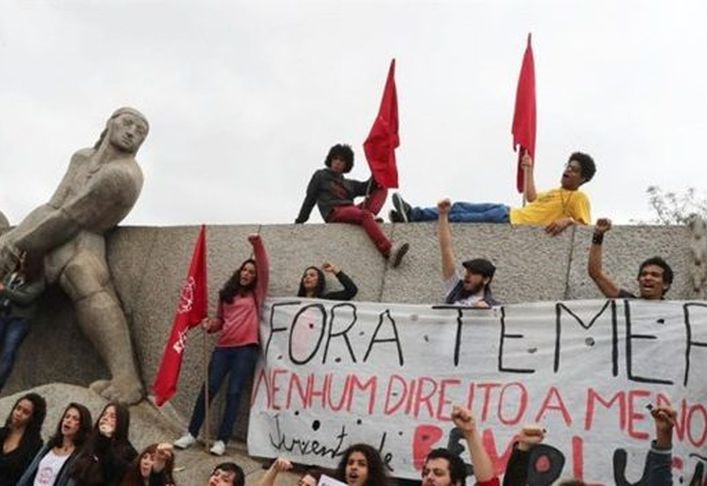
left=617, top=289, right=637, bottom=299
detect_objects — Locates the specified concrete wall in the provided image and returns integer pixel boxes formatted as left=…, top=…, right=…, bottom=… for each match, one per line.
left=1, top=222, right=694, bottom=439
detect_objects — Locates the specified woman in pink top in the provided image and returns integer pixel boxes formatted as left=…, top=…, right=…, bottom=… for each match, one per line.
left=174, top=234, right=269, bottom=457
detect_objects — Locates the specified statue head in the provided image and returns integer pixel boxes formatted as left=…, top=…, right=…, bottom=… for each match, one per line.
left=94, top=107, right=149, bottom=154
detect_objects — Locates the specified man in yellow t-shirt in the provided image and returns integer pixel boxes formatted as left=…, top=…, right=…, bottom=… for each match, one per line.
left=390, top=152, right=595, bottom=236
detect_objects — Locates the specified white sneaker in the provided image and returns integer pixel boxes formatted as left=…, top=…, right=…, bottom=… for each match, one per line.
left=173, top=432, right=196, bottom=449
left=210, top=440, right=226, bottom=456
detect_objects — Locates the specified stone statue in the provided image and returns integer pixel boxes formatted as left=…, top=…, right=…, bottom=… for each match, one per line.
left=0, top=107, right=149, bottom=404
left=0, top=211, right=8, bottom=229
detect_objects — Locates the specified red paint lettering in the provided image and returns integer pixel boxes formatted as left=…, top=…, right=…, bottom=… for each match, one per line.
left=535, top=386, right=572, bottom=426
left=384, top=374, right=408, bottom=415
left=414, top=377, right=438, bottom=419
left=346, top=375, right=377, bottom=415
left=477, top=383, right=501, bottom=421
left=627, top=389, right=651, bottom=440
left=585, top=388, right=626, bottom=431
left=497, top=382, right=528, bottom=426
left=436, top=379, right=461, bottom=421
left=412, top=425, right=444, bottom=470
left=687, top=404, right=707, bottom=448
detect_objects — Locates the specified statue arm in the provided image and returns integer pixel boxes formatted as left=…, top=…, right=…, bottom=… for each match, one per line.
left=4, top=163, right=142, bottom=255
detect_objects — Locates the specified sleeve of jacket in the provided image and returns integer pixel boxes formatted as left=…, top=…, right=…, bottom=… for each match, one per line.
left=295, top=171, right=322, bottom=224
left=502, top=444, right=530, bottom=486
left=148, top=471, right=169, bottom=486
left=323, top=271, right=358, bottom=301
left=0, top=278, right=45, bottom=306
left=16, top=444, right=48, bottom=486
left=645, top=441, right=672, bottom=486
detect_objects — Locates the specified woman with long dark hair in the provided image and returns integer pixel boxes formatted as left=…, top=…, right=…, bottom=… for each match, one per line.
left=18, top=402, right=92, bottom=486
left=174, top=234, right=269, bottom=456
left=0, top=392, right=46, bottom=485
left=0, top=250, right=45, bottom=392
left=120, top=443, right=175, bottom=486
left=297, top=262, right=357, bottom=300
left=70, top=402, right=137, bottom=485
left=334, top=443, right=391, bottom=486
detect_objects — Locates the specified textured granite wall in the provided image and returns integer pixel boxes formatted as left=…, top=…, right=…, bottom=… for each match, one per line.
left=1, top=222, right=694, bottom=439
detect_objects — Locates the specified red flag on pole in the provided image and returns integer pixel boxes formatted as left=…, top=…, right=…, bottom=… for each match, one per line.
left=152, top=225, right=208, bottom=406
left=512, top=33, right=537, bottom=193
left=363, top=58, right=400, bottom=189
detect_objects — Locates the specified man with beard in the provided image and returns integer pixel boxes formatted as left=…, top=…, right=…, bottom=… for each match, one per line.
left=437, top=199, right=499, bottom=307
left=420, top=405, right=498, bottom=486
left=588, top=218, right=674, bottom=299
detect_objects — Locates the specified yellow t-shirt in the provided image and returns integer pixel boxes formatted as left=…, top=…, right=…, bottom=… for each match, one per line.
left=509, top=188, right=591, bottom=225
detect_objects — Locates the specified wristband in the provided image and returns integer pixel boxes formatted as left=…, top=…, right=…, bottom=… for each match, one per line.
left=592, top=233, right=604, bottom=245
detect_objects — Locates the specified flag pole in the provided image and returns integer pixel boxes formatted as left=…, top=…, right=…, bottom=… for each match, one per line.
left=203, top=327, right=210, bottom=452
left=522, top=151, right=529, bottom=207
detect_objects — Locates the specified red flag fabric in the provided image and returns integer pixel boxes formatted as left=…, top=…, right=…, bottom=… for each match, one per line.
left=512, top=34, right=537, bottom=193
left=363, top=58, right=400, bottom=189
left=152, top=225, right=208, bottom=406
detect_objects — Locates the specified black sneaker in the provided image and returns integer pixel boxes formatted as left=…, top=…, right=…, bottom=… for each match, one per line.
left=392, top=193, right=412, bottom=222
left=389, top=209, right=404, bottom=223
left=390, top=242, right=410, bottom=268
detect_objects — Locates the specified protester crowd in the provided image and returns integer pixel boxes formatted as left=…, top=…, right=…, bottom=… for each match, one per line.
left=0, top=144, right=682, bottom=485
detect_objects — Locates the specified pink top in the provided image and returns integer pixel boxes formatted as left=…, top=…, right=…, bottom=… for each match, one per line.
left=209, top=235, right=269, bottom=348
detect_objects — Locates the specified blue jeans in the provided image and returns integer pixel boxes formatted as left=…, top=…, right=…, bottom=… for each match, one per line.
left=411, top=202, right=510, bottom=223
left=0, top=316, right=29, bottom=391
left=188, top=345, right=259, bottom=441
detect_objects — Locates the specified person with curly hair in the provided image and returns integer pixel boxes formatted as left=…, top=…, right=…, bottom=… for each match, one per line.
left=391, top=152, right=596, bottom=236
left=0, top=392, right=47, bottom=485
left=296, top=143, right=409, bottom=267
left=335, top=443, right=392, bottom=486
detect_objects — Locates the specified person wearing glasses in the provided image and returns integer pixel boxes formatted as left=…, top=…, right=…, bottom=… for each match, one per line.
left=390, top=152, right=596, bottom=236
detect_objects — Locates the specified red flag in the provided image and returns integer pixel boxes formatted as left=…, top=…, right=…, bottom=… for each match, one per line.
left=363, top=58, right=400, bottom=189
left=512, top=33, right=537, bottom=193
left=152, top=225, right=208, bottom=406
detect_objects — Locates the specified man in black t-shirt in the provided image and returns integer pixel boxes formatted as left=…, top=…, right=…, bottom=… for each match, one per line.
left=587, top=218, right=673, bottom=299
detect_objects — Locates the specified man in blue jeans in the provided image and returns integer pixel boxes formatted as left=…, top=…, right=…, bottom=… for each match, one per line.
left=390, top=152, right=596, bottom=236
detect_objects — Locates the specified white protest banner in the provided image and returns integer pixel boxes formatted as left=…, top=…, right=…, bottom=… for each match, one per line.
left=248, top=298, right=707, bottom=484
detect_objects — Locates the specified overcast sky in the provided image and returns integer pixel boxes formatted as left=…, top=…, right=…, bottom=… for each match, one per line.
left=1, top=0, right=705, bottom=226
